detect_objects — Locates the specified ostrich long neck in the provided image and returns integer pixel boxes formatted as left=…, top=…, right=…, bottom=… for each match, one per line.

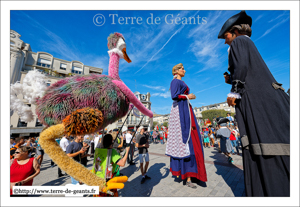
left=108, top=52, right=121, bottom=81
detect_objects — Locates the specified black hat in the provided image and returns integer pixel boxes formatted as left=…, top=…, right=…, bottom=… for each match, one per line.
left=217, top=118, right=230, bottom=125
left=218, top=10, right=252, bottom=39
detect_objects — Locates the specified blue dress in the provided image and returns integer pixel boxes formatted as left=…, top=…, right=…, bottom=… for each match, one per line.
left=165, top=79, right=207, bottom=182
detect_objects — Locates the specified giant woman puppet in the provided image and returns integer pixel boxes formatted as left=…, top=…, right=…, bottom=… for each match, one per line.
left=165, top=63, right=207, bottom=188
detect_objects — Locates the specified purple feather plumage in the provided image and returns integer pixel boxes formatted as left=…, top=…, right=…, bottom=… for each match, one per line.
left=36, top=74, right=130, bottom=129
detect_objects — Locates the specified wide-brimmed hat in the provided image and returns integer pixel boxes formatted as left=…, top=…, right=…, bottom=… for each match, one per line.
left=217, top=118, right=230, bottom=125
left=218, top=10, right=252, bottom=39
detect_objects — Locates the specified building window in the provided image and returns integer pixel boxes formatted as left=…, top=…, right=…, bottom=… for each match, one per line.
left=37, top=58, right=51, bottom=68
left=71, top=66, right=83, bottom=74
left=17, top=118, right=27, bottom=127
left=60, top=63, right=67, bottom=70
left=90, top=71, right=101, bottom=74
left=10, top=41, right=15, bottom=49
left=118, top=119, right=122, bottom=123
left=35, top=118, right=43, bottom=127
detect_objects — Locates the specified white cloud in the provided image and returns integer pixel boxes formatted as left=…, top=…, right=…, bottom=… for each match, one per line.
left=254, top=14, right=264, bottom=22
left=127, top=11, right=197, bottom=75
left=187, top=10, right=231, bottom=39
left=134, top=25, right=185, bottom=75
left=256, top=16, right=290, bottom=41
left=268, top=11, right=287, bottom=23
left=19, top=12, right=81, bottom=62
left=195, top=84, right=222, bottom=93
left=17, top=11, right=111, bottom=72
left=152, top=105, right=171, bottom=114
left=187, top=11, right=233, bottom=73
left=143, top=85, right=166, bottom=91
left=190, top=36, right=223, bottom=73
left=152, top=91, right=171, bottom=98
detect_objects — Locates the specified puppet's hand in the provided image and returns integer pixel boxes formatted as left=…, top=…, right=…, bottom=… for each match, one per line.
left=227, top=97, right=236, bottom=107
left=188, top=93, right=196, bottom=100
left=224, top=74, right=231, bottom=84
left=102, top=176, right=128, bottom=193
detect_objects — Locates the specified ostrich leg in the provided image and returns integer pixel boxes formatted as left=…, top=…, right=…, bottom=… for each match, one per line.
left=39, top=108, right=128, bottom=194
left=39, top=124, right=106, bottom=191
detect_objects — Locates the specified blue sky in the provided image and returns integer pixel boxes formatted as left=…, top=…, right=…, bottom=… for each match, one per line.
left=11, top=10, right=290, bottom=115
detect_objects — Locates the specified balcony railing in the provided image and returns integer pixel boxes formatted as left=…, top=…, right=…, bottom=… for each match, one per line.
left=22, top=68, right=72, bottom=78
left=37, top=62, right=51, bottom=68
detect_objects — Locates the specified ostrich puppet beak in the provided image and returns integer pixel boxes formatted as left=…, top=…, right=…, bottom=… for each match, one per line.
left=122, top=48, right=132, bottom=63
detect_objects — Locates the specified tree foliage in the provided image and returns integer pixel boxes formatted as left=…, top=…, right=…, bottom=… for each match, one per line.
left=152, top=121, right=158, bottom=129
left=202, top=109, right=234, bottom=123
left=162, top=122, right=168, bottom=127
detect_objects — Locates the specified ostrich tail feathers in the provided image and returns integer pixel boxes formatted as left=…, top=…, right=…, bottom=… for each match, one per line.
left=10, top=70, right=47, bottom=123
left=10, top=94, right=34, bottom=122
left=22, top=70, right=48, bottom=104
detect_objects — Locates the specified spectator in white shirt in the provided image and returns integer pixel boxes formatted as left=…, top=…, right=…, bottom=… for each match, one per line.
left=94, top=134, right=102, bottom=150
left=60, top=136, right=70, bottom=152
left=58, top=136, right=70, bottom=177
left=125, top=130, right=135, bottom=165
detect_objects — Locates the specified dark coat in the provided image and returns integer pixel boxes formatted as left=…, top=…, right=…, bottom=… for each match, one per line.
left=228, top=35, right=290, bottom=196
left=228, top=35, right=290, bottom=153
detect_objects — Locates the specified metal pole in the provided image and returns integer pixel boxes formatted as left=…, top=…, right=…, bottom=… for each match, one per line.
left=130, top=115, right=145, bottom=144
left=112, top=107, right=134, bottom=145
left=120, top=115, right=145, bottom=159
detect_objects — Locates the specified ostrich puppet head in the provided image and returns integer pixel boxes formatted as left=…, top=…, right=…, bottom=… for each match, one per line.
left=107, top=32, right=131, bottom=63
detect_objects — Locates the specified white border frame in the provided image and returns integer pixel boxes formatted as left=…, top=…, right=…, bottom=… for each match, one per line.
left=1, top=1, right=299, bottom=206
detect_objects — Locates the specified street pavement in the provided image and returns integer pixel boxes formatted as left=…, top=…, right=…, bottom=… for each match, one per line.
left=32, top=140, right=245, bottom=197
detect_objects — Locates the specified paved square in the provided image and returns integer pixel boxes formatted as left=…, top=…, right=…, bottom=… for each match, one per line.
left=32, top=142, right=245, bottom=197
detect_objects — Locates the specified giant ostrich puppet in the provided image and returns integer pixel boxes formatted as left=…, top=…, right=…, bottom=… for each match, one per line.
left=11, top=32, right=153, bottom=194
